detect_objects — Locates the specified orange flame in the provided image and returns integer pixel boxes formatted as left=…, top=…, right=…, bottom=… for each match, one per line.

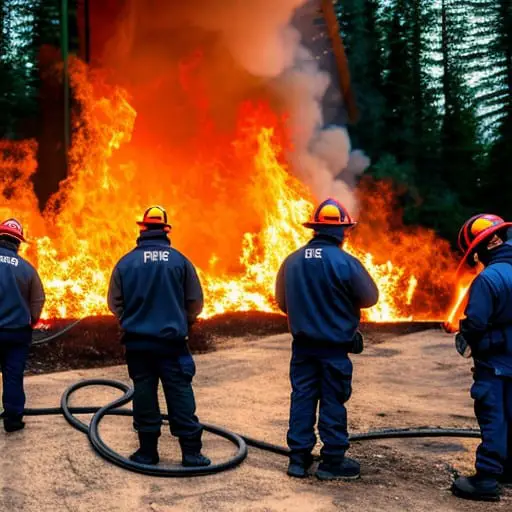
left=444, top=285, right=469, bottom=333
left=443, top=266, right=481, bottom=333
left=1, top=60, right=460, bottom=322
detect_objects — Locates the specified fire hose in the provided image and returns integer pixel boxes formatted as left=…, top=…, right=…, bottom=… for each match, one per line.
left=21, top=321, right=481, bottom=477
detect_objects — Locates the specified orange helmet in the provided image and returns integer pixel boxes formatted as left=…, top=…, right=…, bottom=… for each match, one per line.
left=457, top=213, right=512, bottom=266
left=303, top=198, right=356, bottom=230
left=136, top=205, right=172, bottom=232
left=0, top=218, right=25, bottom=242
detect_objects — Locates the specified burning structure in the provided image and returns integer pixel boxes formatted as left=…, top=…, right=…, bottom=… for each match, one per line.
left=0, top=0, right=462, bottom=323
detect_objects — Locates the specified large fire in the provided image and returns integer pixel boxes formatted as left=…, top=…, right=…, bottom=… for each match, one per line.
left=1, top=60, right=460, bottom=323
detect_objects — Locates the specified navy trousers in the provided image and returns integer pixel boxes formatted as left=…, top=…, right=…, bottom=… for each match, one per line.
left=125, top=349, right=203, bottom=452
left=287, top=342, right=353, bottom=460
left=471, top=368, right=512, bottom=476
left=0, top=342, right=30, bottom=419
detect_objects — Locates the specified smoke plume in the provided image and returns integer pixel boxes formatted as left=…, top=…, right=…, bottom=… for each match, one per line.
left=103, top=0, right=368, bottom=216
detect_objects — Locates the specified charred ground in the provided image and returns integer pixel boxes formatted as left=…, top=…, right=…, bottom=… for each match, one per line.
left=28, top=313, right=439, bottom=375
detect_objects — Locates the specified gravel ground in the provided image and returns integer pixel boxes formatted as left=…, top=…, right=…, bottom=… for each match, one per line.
left=0, top=328, right=510, bottom=511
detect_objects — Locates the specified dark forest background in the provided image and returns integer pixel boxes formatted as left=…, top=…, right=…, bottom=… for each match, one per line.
left=338, top=0, right=511, bottom=239
left=1, top=0, right=511, bottom=241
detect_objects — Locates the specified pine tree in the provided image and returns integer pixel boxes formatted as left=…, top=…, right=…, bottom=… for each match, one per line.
left=378, top=1, right=443, bottom=181
left=32, top=0, right=75, bottom=209
left=33, top=0, right=61, bottom=49
left=336, top=0, right=386, bottom=157
left=0, top=0, right=40, bottom=138
left=379, top=0, right=414, bottom=162
left=0, top=0, right=79, bottom=140
left=487, top=0, right=512, bottom=216
left=465, top=1, right=509, bottom=142
left=409, top=0, right=443, bottom=182
left=440, top=0, right=483, bottom=208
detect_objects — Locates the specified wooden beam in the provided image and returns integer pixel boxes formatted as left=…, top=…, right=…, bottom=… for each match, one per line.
left=320, top=0, right=359, bottom=124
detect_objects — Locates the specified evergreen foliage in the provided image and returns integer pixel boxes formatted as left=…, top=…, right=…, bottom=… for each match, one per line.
left=337, top=0, right=511, bottom=240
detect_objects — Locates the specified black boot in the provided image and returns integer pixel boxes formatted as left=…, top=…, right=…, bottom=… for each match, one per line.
left=180, top=434, right=211, bottom=467
left=3, top=415, right=25, bottom=433
left=129, top=432, right=160, bottom=465
left=316, top=456, right=360, bottom=481
left=182, top=452, right=212, bottom=467
left=287, top=451, right=314, bottom=478
left=451, top=475, right=500, bottom=502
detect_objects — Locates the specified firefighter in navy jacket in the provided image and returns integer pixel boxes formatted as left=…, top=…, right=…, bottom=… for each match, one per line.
left=0, top=219, right=45, bottom=432
left=451, top=214, right=512, bottom=502
left=107, top=206, right=210, bottom=467
left=275, top=198, right=378, bottom=480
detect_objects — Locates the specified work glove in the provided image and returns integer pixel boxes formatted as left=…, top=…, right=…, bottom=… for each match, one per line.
left=349, top=331, right=364, bottom=354
left=455, top=332, right=472, bottom=358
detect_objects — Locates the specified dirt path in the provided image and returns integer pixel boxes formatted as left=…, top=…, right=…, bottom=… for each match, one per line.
left=0, top=329, right=510, bottom=511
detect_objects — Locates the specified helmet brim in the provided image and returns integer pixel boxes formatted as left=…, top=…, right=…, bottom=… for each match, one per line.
left=303, top=221, right=357, bottom=230
left=0, top=226, right=25, bottom=242
left=136, top=221, right=172, bottom=230
left=459, top=222, right=512, bottom=270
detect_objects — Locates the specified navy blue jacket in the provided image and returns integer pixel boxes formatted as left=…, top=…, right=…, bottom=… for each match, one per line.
left=0, top=240, right=45, bottom=339
left=107, top=231, right=203, bottom=350
left=460, top=240, right=512, bottom=376
left=275, top=236, right=379, bottom=346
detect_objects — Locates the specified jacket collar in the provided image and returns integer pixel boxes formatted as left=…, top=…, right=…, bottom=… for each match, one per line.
left=0, top=239, right=20, bottom=254
left=308, top=234, right=343, bottom=247
left=485, top=240, right=512, bottom=266
left=136, top=229, right=171, bottom=248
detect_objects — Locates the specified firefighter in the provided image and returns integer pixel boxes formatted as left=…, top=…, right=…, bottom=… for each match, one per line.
left=107, top=206, right=210, bottom=467
left=0, top=218, right=45, bottom=432
left=450, top=214, right=512, bottom=502
left=275, top=198, right=379, bottom=480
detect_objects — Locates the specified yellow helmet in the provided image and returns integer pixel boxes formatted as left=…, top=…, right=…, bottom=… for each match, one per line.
left=303, top=198, right=356, bottom=229
left=136, top=205, right=172, bottom=232
left=457, top=213, right=512, bottom=267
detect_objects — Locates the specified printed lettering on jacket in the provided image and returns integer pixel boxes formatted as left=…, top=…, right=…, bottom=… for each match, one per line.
left=305, top=248, right=323, bottom=259
left=143, top=250, right=170, bottom=263
left=0, top=255, right=19, bottom=266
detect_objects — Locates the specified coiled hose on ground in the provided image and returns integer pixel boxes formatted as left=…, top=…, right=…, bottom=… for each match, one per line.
left=23, top=322, right=481, bottom=477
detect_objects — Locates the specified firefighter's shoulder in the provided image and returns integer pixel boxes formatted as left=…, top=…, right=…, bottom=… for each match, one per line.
left=0, top=252, right=36, bottom=274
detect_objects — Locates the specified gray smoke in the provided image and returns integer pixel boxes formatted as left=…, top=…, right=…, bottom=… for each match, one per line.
left=182, top=0, right=368, bottom=215
left=107, top=0, right=369, bottom=215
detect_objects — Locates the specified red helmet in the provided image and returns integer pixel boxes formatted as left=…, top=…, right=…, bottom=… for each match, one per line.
left=303, top=198, right=356, bottom=230
left=136, top=205, right=172, bottom=232
left=0, top=218, right=25, bottom=242
left=457, top=214, right=512, bottom=266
